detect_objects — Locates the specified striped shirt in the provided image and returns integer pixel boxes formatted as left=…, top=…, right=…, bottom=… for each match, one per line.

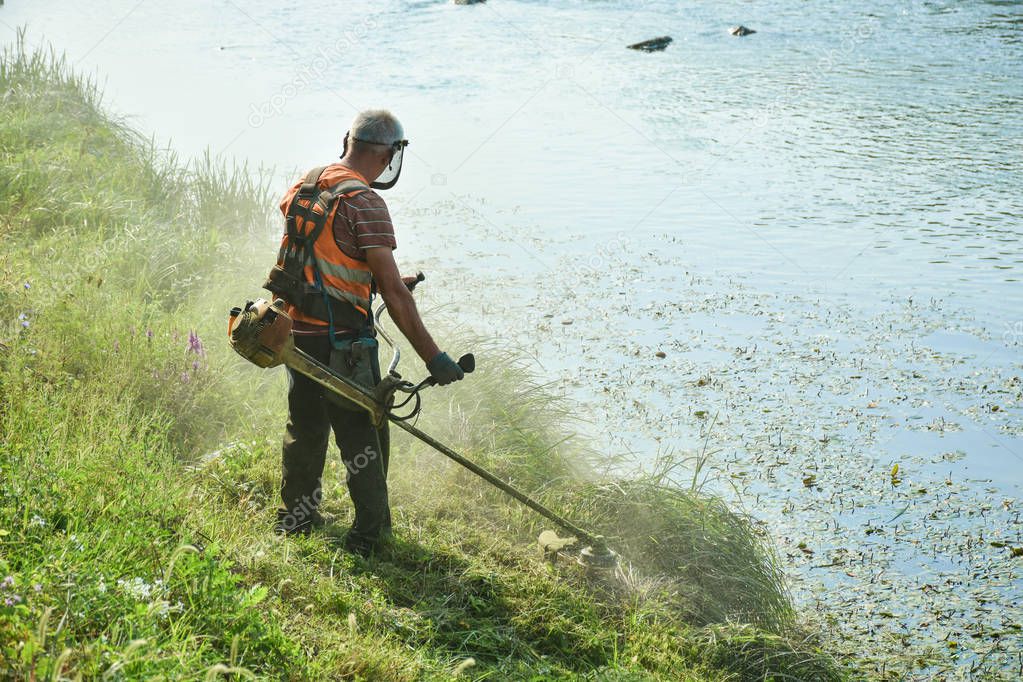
left=332, top=189, right=397, bottom=259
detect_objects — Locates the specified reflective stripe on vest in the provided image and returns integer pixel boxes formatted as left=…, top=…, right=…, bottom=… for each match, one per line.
left=277, top=165, right=376, bottom=325
left=321, top=282, right=371, bottom=312
left=314, top=256, right=374, bottom=285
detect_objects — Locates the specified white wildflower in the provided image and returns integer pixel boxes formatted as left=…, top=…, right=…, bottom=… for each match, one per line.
left=117, top=577, right=156, bottom=601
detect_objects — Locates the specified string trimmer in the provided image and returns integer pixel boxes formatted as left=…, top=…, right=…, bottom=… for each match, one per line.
left=227, top=296, right=618, bottom=570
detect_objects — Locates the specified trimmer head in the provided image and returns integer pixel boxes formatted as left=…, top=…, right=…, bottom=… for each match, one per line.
left=578, top=536, right=619, bottom=571
left=539, top=530, right=619, bottom=571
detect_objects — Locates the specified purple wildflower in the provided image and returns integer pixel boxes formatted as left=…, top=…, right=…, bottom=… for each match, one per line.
left=146, top=329, right=154, bottom=340
left=187, top=330, right=205, bottom=357
left=1, top=576, right=13, bottom=589
left=23, top=282, right=30, bottom=290
left=180, top=371, right=190, bottom=384
left=192, top=359, right=201, bottom=371
left=4, top=595, right=20, bottom=606
left=32, top=584, right=42, bottom=593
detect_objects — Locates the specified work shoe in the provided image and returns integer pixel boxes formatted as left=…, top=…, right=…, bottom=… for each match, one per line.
left=340, top=528, right=393, bottom=558
left=274, top=508, right=327, bottom=537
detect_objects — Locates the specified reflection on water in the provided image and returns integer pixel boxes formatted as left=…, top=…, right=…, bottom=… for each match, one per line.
left=1, top=1, right=1018, bottom=316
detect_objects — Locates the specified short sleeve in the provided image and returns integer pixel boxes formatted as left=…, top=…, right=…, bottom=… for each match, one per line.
left=334, top=190, right=396, bottom=259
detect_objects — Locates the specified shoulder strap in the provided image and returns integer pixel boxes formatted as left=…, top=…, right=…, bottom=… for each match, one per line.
left=297, top=165, right=329, bottom=198
left=280, top=166, right=332, bottom=273
left=301, top=178, right=371, bottom=249
left=283, top=166, right=372, bottom=262
left=326, top=178, right=370, bottom=199
left=298, top=168, right=369, bottom=201
left=299, top=177, right=369, bottom=253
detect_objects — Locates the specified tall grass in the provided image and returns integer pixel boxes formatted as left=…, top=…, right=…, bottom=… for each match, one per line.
left=0, top=36, right=847, bottom=680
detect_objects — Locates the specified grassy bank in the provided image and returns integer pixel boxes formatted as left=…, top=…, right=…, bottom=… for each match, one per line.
left=0, top=39, right=845, bottom=680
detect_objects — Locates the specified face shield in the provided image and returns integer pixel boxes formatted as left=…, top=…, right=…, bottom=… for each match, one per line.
left=342, top=133, right=409, bottom=191
left=366, top=138, right=408, bottom=190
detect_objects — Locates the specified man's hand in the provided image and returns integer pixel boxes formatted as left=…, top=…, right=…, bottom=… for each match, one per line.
left=427, top=352, right=464, bottom=386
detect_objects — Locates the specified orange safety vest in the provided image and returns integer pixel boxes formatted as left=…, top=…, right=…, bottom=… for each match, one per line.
left=271, top=164, right=375, bottom=328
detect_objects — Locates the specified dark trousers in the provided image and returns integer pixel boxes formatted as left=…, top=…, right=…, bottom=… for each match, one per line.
left=281, top=333, right=391, bottom=543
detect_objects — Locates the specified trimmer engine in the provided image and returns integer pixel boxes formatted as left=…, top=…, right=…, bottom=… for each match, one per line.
left=228, top=299, right=387, bottom=423
left=228, top=299, right=293, bottom=368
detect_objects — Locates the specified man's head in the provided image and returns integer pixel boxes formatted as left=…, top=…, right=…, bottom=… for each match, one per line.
left=341, top=109, right=408, bottom=190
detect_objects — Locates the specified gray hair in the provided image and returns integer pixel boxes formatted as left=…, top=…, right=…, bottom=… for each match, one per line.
left=349, top=109, right=404, bottom=146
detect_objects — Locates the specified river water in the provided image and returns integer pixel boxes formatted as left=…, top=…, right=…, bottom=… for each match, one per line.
left=3, top=0, right=1021, bottom=677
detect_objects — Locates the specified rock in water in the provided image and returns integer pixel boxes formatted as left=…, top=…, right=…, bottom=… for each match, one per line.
left=729, top=26, right=756, bottom=37
left=453, top=0, right=486, bottom=4
left=628, top=36, right=673, bottom=52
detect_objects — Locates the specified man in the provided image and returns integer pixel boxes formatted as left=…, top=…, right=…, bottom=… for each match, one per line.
left=270, top=109, right=464, bottom=555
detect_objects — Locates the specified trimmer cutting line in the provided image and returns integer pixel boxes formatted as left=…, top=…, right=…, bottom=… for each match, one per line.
left=227, top=296, right=618, bottom=571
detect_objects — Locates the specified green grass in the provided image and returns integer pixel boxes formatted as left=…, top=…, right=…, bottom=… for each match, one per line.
left=0, top=35, right=847, bottom=680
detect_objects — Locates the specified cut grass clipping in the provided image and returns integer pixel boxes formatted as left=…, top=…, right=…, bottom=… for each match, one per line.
left=0, top=36, right=847, bottom=680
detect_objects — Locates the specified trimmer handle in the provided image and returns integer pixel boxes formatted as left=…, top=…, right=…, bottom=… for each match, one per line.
left=423, top=353, right=475, bottom=387
left=404, top=271, right=426, bottom=293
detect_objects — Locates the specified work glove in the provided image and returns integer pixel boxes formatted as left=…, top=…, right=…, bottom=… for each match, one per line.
left=427, top=351, right=464, bottom=386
